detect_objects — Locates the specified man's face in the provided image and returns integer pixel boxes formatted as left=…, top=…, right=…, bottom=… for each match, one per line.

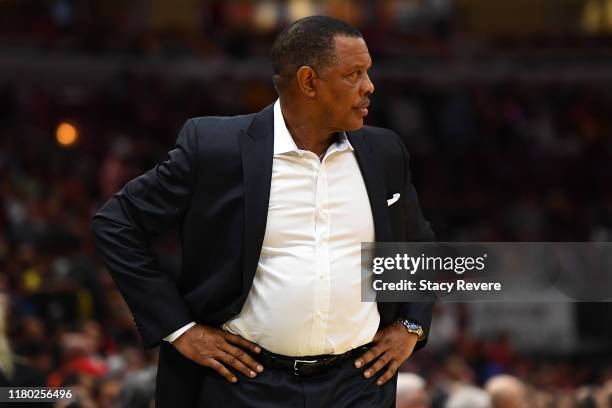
left=315, top=35, right=374, bottom=131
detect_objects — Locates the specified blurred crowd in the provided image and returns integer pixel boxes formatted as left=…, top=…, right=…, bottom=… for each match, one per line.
left=3, top=0, right=612, bottom=63
left=1, top=0, right=454, bottom=59
left=1, top=71, right=612, bottom=406
left=1, top=1, right=612, bottom=407
left=396, top=371, right=612, bottom=408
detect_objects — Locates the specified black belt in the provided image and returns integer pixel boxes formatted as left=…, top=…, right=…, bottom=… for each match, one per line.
left=259, top=344, right=371, bottom=377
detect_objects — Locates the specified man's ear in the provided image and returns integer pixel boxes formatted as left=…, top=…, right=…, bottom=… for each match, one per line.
left=295, top=66, right=318, bottom=98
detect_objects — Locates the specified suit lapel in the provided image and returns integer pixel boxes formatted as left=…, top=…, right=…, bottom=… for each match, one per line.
left=347, top=129, right=393, bottom=243
left=348, top=129, right=395, bottom=322
left=240, top=104, right=274, bottom=292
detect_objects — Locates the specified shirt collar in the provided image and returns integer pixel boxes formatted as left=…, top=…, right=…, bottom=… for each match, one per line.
left=273, top=99, right=353, bottom=155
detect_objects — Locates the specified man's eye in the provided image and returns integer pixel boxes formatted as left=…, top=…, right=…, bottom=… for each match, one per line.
left=349, top=71, right=360, bottom=79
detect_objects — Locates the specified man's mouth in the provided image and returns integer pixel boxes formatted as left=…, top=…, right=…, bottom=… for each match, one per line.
left=354, top=102, right=369, bottom=116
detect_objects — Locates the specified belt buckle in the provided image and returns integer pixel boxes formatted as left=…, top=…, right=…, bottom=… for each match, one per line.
left=293, top=359, right=318, bottom=376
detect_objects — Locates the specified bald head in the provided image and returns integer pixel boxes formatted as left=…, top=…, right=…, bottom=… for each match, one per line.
left=446, top=386, right=491, bottom=408
left=485, top=375, right=528, bottom=408
left=396, top=373, right=430, bottom=408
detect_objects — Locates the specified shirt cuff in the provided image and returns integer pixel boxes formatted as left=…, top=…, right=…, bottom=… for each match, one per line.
left=163, top=321, right=196, bottom=343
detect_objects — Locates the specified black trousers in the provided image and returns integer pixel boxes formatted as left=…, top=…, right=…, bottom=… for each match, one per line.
left=156, top=342, right=397, bottom=408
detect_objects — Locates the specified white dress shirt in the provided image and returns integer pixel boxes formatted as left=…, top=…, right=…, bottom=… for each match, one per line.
left=166, top=100, right=380, bottom=356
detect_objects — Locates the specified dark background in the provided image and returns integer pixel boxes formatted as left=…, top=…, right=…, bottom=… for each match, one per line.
left=1, top=1, right=611, bottom=407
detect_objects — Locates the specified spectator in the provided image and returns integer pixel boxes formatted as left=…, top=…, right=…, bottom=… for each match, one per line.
left=484, top=375, right=528, bottom=408
left=396, top=372, right=430, bottom=408
left=445, top=386, right=491, bottom=408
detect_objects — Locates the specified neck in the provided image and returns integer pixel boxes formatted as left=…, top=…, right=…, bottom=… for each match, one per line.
left=279, top=98, right=337, bottom=157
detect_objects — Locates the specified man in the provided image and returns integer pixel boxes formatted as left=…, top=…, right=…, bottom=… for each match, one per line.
left=396, top=372, right=431, bottom=408
left=446, top=386, right=491, bottom=408
left=91, top=15, right=434, bottom=407
left=484, top=375, right=529, bottom=408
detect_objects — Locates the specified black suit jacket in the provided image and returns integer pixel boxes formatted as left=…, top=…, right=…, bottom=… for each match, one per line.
left=91, top=103, right=434, bottom=351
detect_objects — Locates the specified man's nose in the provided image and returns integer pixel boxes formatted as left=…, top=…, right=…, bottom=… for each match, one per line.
left=363, top=73, right=374, bottom=95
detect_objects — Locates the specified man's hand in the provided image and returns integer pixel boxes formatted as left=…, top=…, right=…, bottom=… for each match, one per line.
left=172, top=324, right=264, bottom=383
left=354, top=321, right=418, bottom=386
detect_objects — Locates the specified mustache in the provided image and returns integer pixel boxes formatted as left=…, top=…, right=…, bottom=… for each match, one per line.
left=354, top=99, right=370, bottom=109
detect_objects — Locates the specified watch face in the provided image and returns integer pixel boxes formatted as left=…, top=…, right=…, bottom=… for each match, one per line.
left=401, top=320, right=423, bottom=338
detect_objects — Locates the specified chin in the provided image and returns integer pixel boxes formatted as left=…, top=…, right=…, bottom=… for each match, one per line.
left=344, top=117, right=364, bottom=131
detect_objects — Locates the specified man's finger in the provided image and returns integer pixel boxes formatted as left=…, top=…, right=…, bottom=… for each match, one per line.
left=354, top=345, right=383, bottom=368
left=218, top=351, right=258, bottom=378
left=205, top=358, right=237, bottom=383
left=375, top=362, right=399, bottom=386
left=224, top=331, right=262, bottom=354
left=222, top=342, right=264, bottom=373
left=362, top=353, right=391, bottom=379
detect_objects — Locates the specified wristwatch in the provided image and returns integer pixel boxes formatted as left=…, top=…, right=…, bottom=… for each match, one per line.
left=397, top=319, right=424, bottom=341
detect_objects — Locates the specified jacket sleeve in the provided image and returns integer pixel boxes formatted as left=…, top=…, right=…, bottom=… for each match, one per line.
left=392, top=131, right=436, bottom=351
left=91, top=119, right=198, bottom=349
